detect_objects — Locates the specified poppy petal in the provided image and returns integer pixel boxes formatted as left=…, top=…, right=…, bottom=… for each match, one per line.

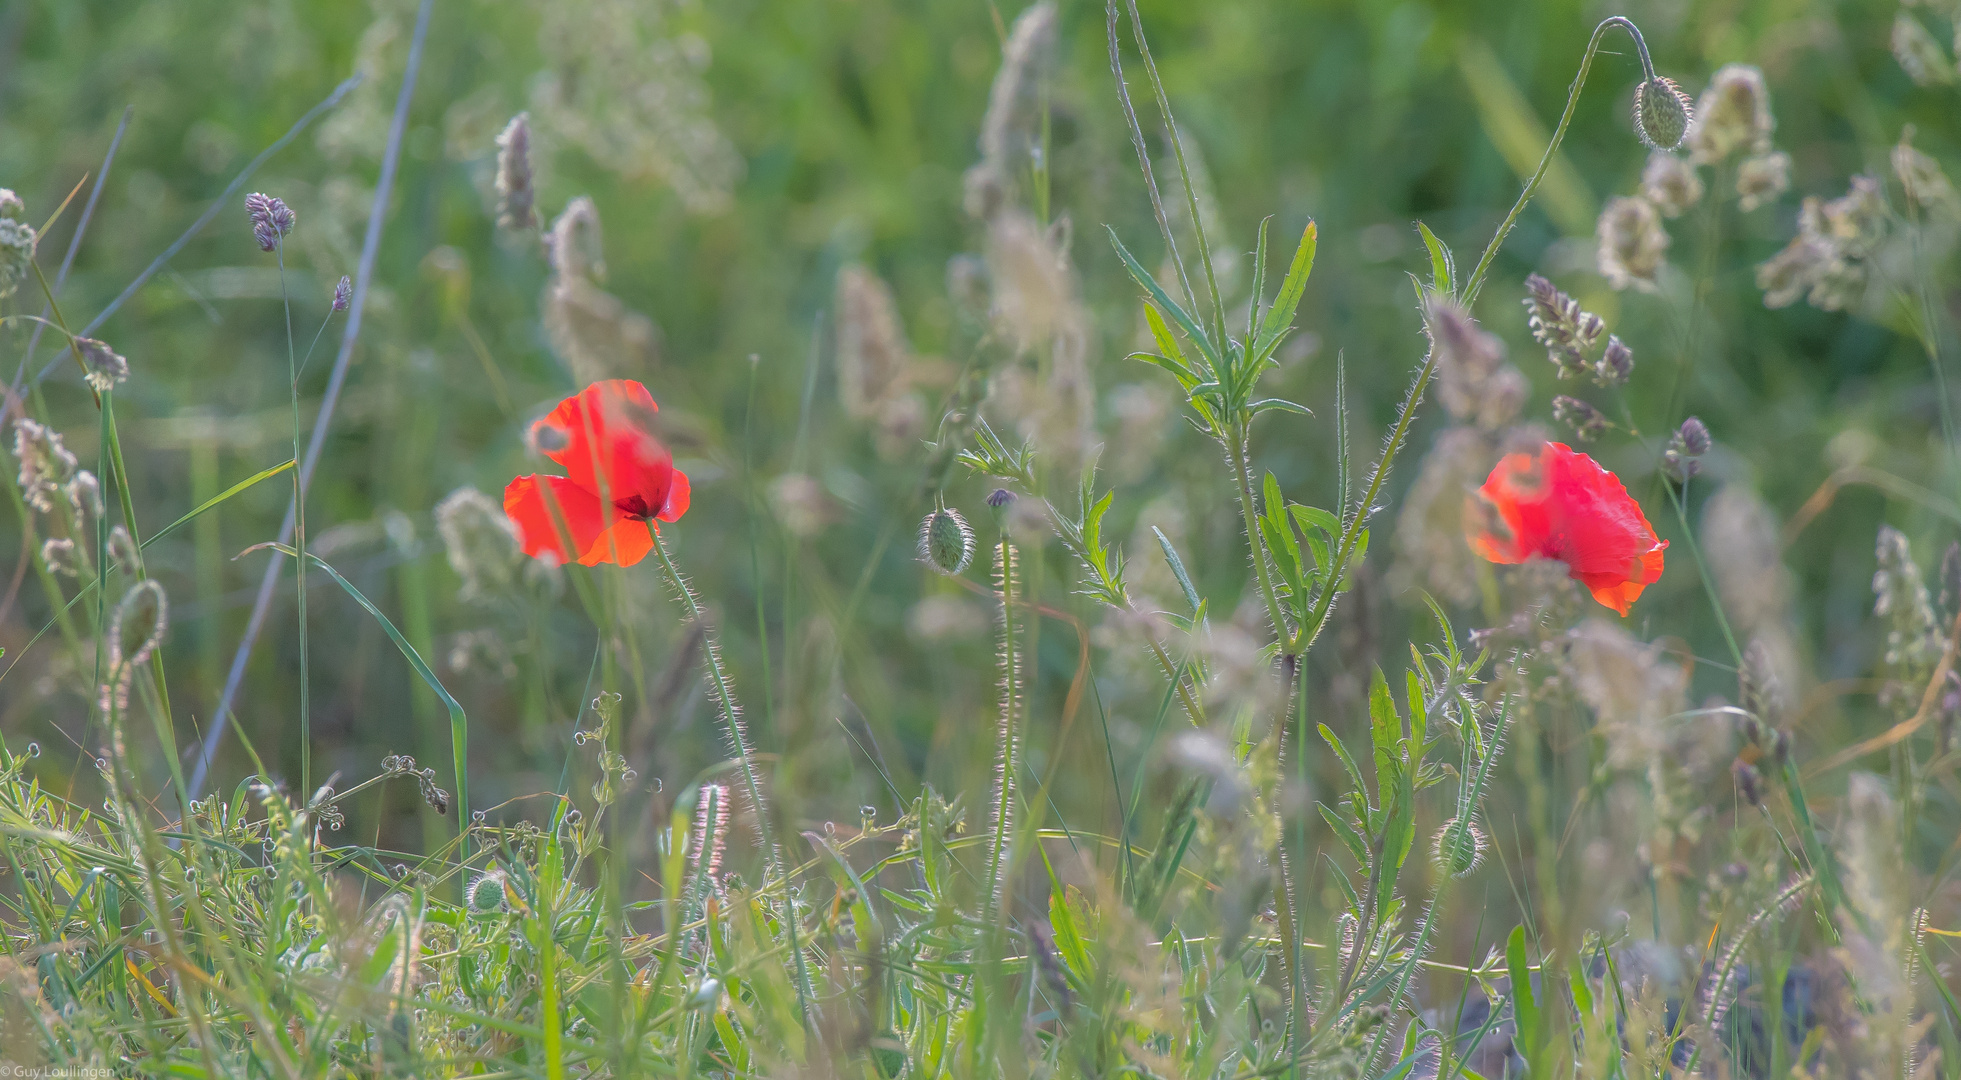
left=1465, top=441, right=1665, bottom=614
left=578, top=516, right=656, bottom=568
left=504, top=474, right=617, bottom=564
left=658, top=467, right=691, bottom=523
left=530, top=379, right=678, bottom=515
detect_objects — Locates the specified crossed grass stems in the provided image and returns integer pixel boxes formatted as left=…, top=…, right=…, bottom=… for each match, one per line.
left=0, top=4, right=1902, bottom=1077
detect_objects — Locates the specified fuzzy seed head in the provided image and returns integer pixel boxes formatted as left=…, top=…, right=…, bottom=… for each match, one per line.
left=1689, top=65, right=1775, bottom=163
left=40, top=538, right=79, bottom=578
left=1522, top=273, right=1603, bottom=378
left=1663, top=416, right=1711, bottom=481
left=0, top=189, right=22, bottom=220
left=12, top=418, right=78, bottom=514
left=1596, top=336, right=1634, bottom=387
left=919, top=508, right=975, bottom=576
left=1596, top=196, right=1670, bottom=292
left=1892, top=13, right=1957, bottom=87
left=0, top=214, right=35, bottom=299
left=435, top=485, right=523, bottom=603
left=1735, top=151, right=1792, bottom=213
left=1635, top=77, right=1694, bottom=151
left=332, top=275, right=352, bottom=312
left=1641, top=152, right=1703, bottom=218
left=75, top=338, right=127, bottom=393
left=1428, top=298, right=1521, bottom=428
left=835, top=265, right=914, bottom=422
left=1894, top=127, right=1960, bottom=219
left=244, top=192, right=294, bottom=252
left=495, top=113, right=537, bottom=231
left=1551, top=395, right=1608, bottom=442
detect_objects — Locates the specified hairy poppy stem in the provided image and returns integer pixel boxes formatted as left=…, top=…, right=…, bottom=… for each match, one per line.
left=648, top=523, right=815, bottom=1029
left=1462, top=16, right=1656, bottom=307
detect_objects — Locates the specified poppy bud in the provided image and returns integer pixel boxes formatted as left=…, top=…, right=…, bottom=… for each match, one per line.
left=467, top=869, right=508, bottom=912
left=986, top=488, right=1016, bottom=509
left=1634, top=76, right=1694, bottom=151
left=919, top=508, right=975, bottom=575
left=1432, top=817, right=1488, bottom=878
left=1552, top=395, right=1609, bottom=442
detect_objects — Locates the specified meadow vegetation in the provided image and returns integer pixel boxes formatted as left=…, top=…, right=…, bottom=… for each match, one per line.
left=4, top=0, right=1961, bottom=1076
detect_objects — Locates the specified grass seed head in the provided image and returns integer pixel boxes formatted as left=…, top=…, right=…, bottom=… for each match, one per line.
left=1522, top=273, right=1603, bottom=378
left=12, top=418, right=78, bottom=514
left=1640, top=151, right=1702, bottom=217
left=0, top=212, right=33, bottom=299
left=494, top=112, right=536, bottom=231
left=1892, top=12, right=1957, bottom=87
left=435, top=485, right=522, bottom=603
left=1736, top=150, right=1791, bottom=212
left=1662, top=416, right=1710, bottom=481
left=1596, top=196, right=1670, bottom=291
left=1552, top=394, right=1608, bottom=442
left=332, top=274, right=352, bottom=312
left=1689, top=64, right=1775, bottom=163
left=244, top=192, right=295, bottom=251
left=1893, top=126, right=1960, bottom=218
left=76, top=337, right=127, bottom=393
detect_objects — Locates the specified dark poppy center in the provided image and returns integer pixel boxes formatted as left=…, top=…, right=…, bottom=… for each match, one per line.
left=614, top=494, right=654, bottom=519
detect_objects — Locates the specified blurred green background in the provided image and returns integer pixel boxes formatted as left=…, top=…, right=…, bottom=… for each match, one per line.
left=1, top=0, right=1955, bottom=888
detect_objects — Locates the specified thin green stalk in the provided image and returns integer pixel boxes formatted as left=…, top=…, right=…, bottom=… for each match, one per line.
left=1665, top=479, right=1743, bottom=667
left=1227, top=422, right=1293, bottom=653
left=648, top=524, right=813, bottom=1028
left=276, top=239, right=310, bottom=802
left=1462, top=16, right=1656, bottom=306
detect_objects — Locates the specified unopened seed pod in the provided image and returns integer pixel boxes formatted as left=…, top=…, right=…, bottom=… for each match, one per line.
left=1635, top=76, right=1694, bottom=150
left=919, top=507, right=975, bottom=575
left=1432, top=817, right=1488, bottom=878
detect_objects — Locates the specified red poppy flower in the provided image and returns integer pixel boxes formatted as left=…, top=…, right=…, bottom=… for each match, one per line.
left=504, top=380, right=690, bottom=568
left=1466, top=441, right=1665, bottom=616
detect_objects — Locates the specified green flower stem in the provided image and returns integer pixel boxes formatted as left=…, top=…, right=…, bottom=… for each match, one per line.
left=1462, top=16, right=1655, bottom=307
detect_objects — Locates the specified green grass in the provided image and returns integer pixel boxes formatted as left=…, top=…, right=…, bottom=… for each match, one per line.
left=5, top=0, right=1961, bottom=1075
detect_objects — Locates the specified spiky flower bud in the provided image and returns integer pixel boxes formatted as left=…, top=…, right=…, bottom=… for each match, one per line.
left=1634, top=76, right=1694, bottom=151
left=1663, top=416, right=1711, bottom=481
left=1522, top=273, right=1603, bottom=379
left=1596, top=336, right=1633, bottom=386
left=986, top=488, right=1016, bottom=509
left=1433, top=817, right=1488, bottom=878
left=1552, top=395, right=1609, bottom=442
left=244, top=193, right=295, bottom=252
left=467, top=869, right=508, bottom=913
left=332, top=275, right=352, bottom=312
left=495, top=113, right=536, bottom=231
left=75, top=338, right=127, bottom=393
left=919, top=508, right=975, bottom=575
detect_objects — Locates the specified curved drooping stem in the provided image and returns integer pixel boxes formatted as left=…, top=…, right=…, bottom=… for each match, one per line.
left=1462, top=16, right=1658, bottom=306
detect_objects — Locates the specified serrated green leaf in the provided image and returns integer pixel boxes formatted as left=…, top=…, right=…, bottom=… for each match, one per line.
left=1253, top=221, right=1317, bottom=359
left=1248, top=397, right=1312, bottom=418
left=1319, top=723, right=1367, bottom=799
left=1318, top=802, right=1370, bottom=866
left=1248, top=216, right=1272, bottom=343
left=1291, top=504, right=1341, bottom=538
left=1108, top=227, right=1219, bottom=369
